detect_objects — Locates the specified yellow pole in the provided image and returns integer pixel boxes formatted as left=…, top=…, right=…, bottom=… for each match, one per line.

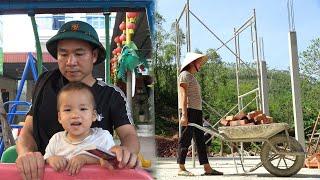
left=126, top=15, right=131, bottom=44
left=125, top=13, right=133, bottom=124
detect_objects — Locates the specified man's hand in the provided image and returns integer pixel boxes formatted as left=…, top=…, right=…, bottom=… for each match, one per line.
left=46, top=155, right=68, bottom=172
left=180, top=115, right=188, bottom=126
left=16, top=152, right=45, bottom=180
left=66, top=154, right=88, bottom=176
left=99, top=145, right=140, bottom=170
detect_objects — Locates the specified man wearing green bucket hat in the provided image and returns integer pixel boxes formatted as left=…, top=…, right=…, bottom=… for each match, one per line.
left=16, top=21, right=140, bottom=180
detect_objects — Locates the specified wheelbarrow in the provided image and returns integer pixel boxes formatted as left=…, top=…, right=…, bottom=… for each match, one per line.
left=189, top=123, right=305, bottom=177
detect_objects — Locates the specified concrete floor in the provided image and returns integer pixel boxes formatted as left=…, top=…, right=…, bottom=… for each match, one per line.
left=155, top=157, right=320, bottom=180
left=134, top=130, right=320, bottom=179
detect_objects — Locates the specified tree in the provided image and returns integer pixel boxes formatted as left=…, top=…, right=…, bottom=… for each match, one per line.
left=153, top=13, right=320, bottom=138
left=300, top=38, right=320, bottom=80
left=153, top=12, right=186, bottom=135
left=299, top=38, right=320, bottom=134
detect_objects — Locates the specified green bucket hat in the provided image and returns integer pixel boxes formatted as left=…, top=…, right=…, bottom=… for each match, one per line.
left=46, top=20, right=106, bottom=65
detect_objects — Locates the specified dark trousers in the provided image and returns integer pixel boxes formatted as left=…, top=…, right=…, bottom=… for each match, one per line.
left=177, top=108, right=209, bottom=165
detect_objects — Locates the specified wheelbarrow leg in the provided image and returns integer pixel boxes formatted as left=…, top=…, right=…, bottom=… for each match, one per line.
left=240, top=142, right=244, bottom=162
left=233, top=142, right=264, bottom=175
left=230, top=142, right=239, bottom=174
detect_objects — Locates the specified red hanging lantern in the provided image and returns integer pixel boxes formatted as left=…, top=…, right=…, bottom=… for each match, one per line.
left=115, top=47, right=122, bottom=54
left=111, top=57, right=117, bottom=63
left=127, top=22, right=136, bottom=34
left=119, top=21, right=126, bottom=32
left=112, top=49, right=117, bottom=55
left=127, top=12, right=138, bottom=18
left=119, top=34, right=126, bottom=43
left=114, top=36, right=120, bottom=44
left=127, top=12, right=139, bottom=22
left=127, top=23, right=136, bottom=29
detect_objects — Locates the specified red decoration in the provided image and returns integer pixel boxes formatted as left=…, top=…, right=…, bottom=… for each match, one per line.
left=114, top=36, right=120, bottom=44
left=127, top=23, right=136, bottom=30
left=112, top=49, right=117, bottom=55
left=111, top=57, right=117, bottom=63
left=119, top=34, right=126, bottom=42
left=127, top=22, right=136, bottom=34
left=127, top=12, right=139, bottom=18
left=127, top=12, right=139, bottom=23
left=119, top=21, right=126, bottom=31
left=115, top=47, right=122, bottom=54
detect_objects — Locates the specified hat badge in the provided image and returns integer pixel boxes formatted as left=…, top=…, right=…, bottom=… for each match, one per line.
left=71, top=23, right=80, bottom=31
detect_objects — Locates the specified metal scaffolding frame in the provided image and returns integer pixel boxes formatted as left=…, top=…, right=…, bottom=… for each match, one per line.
left=175, top=0, right=267, bottom=167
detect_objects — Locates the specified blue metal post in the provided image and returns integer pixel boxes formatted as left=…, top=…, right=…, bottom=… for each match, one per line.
left=7, top=53, right=38, bottom=124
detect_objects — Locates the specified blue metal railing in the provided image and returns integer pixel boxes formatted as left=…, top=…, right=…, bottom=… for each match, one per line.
left=4, top=101, right=31, bottom=124
left=0, top=101, right=30, bottom=156
left=0, top=53, right=38, bottom=157
left=6, top=53, right=37, bottom=125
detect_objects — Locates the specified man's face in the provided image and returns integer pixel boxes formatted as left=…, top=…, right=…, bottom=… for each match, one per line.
left=57, top=39, right=98, bottom=84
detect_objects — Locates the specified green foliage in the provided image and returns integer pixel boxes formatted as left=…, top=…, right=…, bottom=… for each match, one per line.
left=155, top=115, right=178, bottom=136
left=299, top=38, right=320, bottom=134
left=153, top=12, right=182, bottom=135
left=300, top=38, right=320, bottom=80
left=267, top=70, right=294, bottom=125
left=154, top=12, right=320, bottom=138
left=209, top=138, right=223, bottom=154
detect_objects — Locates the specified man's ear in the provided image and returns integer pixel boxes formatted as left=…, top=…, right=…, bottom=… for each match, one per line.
left=92, top=49, right=98, bottom=64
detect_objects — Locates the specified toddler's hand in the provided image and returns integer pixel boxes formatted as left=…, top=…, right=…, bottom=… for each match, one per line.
left=46, top=155, right=68, bottom=172
left=66, top=154, right=87, bottom=175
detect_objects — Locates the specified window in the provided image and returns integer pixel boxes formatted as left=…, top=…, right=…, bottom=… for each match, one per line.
left=86, top=16, right=105, bottom=29
left=52, top=15, right=65, bottom=30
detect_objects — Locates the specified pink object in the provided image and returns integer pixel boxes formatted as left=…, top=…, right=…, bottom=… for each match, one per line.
left=115, top=47, right=122, bottom=54
left=126, top=12, right=139, bottom=18
left=114, top=36, right=120, bottom=44
left=119, top=21, right=126, bottom=31
left=127, top=22, right=136, bottom=30
left=119, top=34, right=126, bottom=42
left=111, top=58, right=118, bottom=64
left=0, top=164, right=153, bottom=180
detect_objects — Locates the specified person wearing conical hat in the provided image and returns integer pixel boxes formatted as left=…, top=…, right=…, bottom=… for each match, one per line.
left=177, top=52, right=223, bottom=176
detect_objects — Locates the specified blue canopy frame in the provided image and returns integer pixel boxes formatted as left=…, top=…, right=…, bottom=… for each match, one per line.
left=0, top=0, right=155, bottom=158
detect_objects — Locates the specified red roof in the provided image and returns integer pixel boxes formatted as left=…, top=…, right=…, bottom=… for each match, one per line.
left=4, top=52, right=56, bottom=63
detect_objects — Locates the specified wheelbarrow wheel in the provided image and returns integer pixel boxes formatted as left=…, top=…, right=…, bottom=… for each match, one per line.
left=260, top=134, right=305, bottom=177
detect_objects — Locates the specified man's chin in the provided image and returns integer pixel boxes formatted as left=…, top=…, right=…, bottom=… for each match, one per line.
left=65, top=76, right=82, bottom=82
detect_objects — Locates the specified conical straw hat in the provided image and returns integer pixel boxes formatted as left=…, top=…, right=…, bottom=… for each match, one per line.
left=180, top=52, right=208, bottom=72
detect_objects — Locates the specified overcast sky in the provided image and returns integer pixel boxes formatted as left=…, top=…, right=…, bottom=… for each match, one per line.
left=3, top=15, right=36, bottom=52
